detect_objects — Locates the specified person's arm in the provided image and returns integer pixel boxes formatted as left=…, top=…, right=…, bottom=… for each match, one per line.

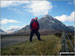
left=37, top=21, right=40, bottom=30
left=30, top=22, right=32, bottom=30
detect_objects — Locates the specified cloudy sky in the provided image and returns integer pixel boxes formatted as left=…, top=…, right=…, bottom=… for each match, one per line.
left=0, top=0, right=75, bottom=31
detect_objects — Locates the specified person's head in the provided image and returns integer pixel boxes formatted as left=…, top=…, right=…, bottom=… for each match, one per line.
left=35, top=17, right=38, bottom=20
left=31, top=19, right=35, bottom=21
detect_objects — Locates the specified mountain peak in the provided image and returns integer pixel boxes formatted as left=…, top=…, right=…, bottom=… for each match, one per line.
left=41, top=15, right=54, bottom=21
left=43, top=15, right=52, bottom=18
left=16, top=15, right=74, bottom=35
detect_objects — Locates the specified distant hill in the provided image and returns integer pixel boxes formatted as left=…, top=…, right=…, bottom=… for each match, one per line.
left=6, top=29, right=20, bottom=34
left=0, top=29, right=4, bottom=32
left=67, top=26, right=74, bottom=31
left=8, top=15, right=74, bottom=35
left=0, top=29, right=6, bottom=35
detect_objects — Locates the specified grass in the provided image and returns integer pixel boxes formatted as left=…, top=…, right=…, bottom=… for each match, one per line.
left=1, top=35, right=61, bottom=55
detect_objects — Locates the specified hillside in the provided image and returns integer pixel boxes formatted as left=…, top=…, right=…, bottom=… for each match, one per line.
left=67, top=26, right=75, bottom=31
left=0, top=29, right=4, bottom=32
left=1, top=35, right=61, bottom=55
left=1, top=34, right=74, bottom=55
left=0, top=29, right=6, bottom=35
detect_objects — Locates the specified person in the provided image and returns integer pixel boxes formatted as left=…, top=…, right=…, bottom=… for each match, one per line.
left=29, top=17, right=42, bottom=42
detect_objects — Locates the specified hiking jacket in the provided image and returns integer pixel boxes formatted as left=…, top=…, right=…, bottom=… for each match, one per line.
left=30, top=20, right=39, bottom=30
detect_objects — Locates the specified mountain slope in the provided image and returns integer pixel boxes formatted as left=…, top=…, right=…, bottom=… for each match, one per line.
left=0, top=29, right=6, bottom=35
left=67, top=26, right=74, bottom=31
left=39, top=15, right=73, bottom=32
left=10, top=15, right=74, bottom=35
left=20, top=15, right=73, bottom=32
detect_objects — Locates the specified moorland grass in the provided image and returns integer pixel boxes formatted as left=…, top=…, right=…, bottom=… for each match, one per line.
left=1, top=35, right=61, bottom=55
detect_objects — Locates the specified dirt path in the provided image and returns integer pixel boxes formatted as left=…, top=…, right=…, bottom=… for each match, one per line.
left=1, top=36, right=30, bottom=48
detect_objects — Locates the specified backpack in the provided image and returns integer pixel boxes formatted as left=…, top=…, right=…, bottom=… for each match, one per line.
left=32, top=21, right=38, bottom=29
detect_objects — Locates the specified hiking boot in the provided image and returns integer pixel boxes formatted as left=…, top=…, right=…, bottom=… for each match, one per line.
left=38, top=39, right=42, bottom=41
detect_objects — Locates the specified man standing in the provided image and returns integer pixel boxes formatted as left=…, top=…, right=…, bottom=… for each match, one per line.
left=30, top=17, right=42, bottom=42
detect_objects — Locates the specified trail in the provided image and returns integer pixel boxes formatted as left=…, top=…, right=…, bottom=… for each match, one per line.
left=1, top=36, right=30, bottom=48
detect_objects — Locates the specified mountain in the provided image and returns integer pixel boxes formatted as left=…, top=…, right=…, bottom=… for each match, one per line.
left=10, top=15, right=74, bottom=35
left=0, top=29, right=6, bottom=35
left=0, top=29, right=4, bottom=32
left=67, top=26, right=74, bottom=31
left=39, top=15, right=72, bottom=32
left=6, top=29, right=20, bottom=34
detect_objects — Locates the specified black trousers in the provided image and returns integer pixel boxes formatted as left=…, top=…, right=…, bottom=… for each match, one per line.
left=30, top=30, right=41, bottom=41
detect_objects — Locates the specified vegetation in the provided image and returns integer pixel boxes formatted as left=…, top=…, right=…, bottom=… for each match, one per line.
left=1, top=35, right=74, bottom=55
left=1, top=35, right=61, bottom=55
